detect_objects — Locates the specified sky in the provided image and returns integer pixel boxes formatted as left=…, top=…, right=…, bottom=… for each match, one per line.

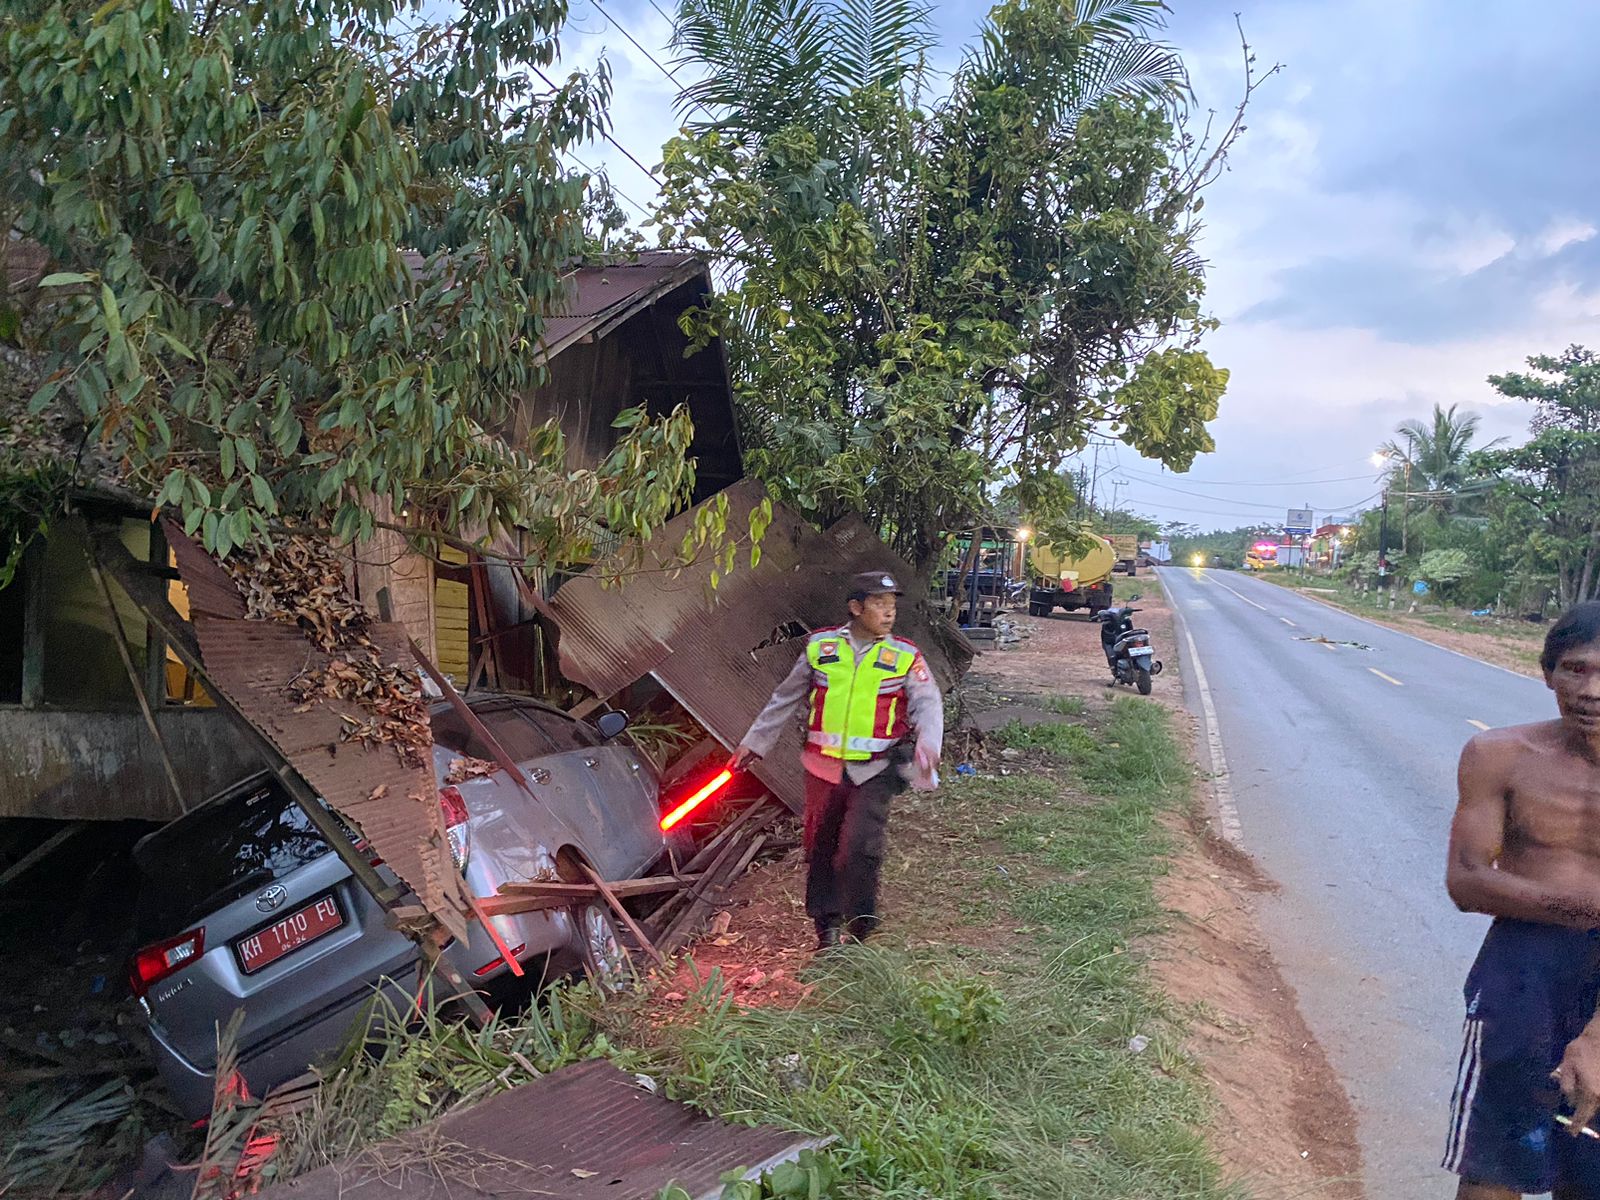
left=553, top=0, right=1600, bottom=532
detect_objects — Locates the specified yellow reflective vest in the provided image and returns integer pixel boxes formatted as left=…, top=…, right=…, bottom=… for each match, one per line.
left=804, top=627, right=920, bottom=761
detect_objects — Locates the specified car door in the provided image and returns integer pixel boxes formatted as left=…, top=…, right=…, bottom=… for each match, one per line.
left=510, top=704, right=666, bottom=880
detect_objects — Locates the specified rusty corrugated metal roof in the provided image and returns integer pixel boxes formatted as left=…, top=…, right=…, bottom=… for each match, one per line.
left=398, top=250, right=706, bottom=363
left=257, top=1058, right=826, bottom=1200
left=548, top=481, right=973, bottom=813
left=165, top=524, right=471, bottom=940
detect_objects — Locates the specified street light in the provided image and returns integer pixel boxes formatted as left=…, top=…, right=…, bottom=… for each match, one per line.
left=1016, top=528, right=1031, bottom=541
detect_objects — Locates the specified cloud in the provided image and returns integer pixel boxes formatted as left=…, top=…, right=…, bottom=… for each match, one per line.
left=1535, top=218, right=1598, bottom=258
left=551, top=0, right=1600, bottom=530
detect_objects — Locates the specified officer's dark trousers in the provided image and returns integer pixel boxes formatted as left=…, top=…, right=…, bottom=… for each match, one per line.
left=802, top=757, right=906, bottom=939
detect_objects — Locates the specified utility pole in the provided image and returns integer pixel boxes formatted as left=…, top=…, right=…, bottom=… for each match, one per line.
left=1399, top=429, right=1415, bottom=558
left=1377, top=488, right=1391, bottom=581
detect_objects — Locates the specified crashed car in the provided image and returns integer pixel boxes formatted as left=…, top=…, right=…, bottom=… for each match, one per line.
left=128, top=694, right=672, bottom=1120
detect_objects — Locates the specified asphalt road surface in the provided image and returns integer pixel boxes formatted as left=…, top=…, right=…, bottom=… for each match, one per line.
left=1158, top=566, right=1555, bottom=1199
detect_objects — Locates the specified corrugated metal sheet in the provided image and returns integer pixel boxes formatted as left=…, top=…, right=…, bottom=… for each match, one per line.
left=539, top=252, right=704, bottom=360
left=257, top=1058, right=826, bottom=1200
left=165, top=524, right=471, bottom=940
left=399, top=250, right=705, bottom=362
left=548, top=481, right=974, bottom=813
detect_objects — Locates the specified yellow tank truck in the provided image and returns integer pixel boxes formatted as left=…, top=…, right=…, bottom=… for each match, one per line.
left=1028, top=535, right=1116, bottom=618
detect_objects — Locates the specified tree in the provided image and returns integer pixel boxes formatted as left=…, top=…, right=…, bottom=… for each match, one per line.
left=1, top=0, right=713, bottom=582
left=1479, top=346, right=1600, bottom=607
left=657, top=0, right=1254, bottom=568
left=1380, top=403, right=1499, bottom=514
left=1417, top=547, right=1472, bottom=606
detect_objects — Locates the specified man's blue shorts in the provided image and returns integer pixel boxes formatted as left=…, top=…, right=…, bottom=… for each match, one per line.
left=1443, top=918, right=1600, bottom=1194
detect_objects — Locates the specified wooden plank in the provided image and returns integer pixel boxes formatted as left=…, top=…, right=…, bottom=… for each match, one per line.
left=408, top=635, right=541, bottom=803
left=578, top=861, right=666, bottom=967
left=19, top=538, right=44, bottom=707
left=0, top=823, right=88, bottom=893
left=497, top=874, right=705, bottom=898
left=479, top=874, right=705, bottom=919
left=466, top=893, right=525, bottom=978
left=656, top=830, right=753, bottom=952
left=87, top=554, right=189, bottom=813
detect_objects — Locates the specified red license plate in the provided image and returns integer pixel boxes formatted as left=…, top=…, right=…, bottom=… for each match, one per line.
left=235, top=896, right=344, bottom=975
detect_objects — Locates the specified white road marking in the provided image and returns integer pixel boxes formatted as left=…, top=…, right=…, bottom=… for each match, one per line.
left=1210, top=577, right=1271, bottom=612
left=1280, top=617, right=1296, bottom=627
left=1320, top=640, right=1337, bottom=651
left=1165, top=575, right=1244, bottom=847
left=1467, top=719, right=1490, bottom=731
left=1369, top=668, right=1405, bottom=687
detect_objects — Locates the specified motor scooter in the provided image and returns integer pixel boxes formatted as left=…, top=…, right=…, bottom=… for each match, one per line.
left=1093, top=606, right=1163, bottom=695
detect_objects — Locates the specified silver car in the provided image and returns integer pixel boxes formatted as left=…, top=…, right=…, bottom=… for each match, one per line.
left=128, top=694, right=671, bottom=1120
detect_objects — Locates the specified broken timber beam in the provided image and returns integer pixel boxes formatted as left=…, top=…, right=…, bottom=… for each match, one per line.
left=0, top=823, right=89, bottom=893
left=480, top=873, right=706, bottom=915
left=577, top=861, right=666, bottom=967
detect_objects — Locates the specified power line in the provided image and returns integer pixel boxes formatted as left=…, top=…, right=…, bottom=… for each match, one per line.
left=1111, top=474, right=1380, bottom=514
left=561, top=147, right=653, bottom=216
left=1120, top=467, right=1378, bottom=489
left=1118, top=459, right=1377, bottom=487
left=589, top=0, right=718, bottom=122
left=532, top=64, right=665, bottom=189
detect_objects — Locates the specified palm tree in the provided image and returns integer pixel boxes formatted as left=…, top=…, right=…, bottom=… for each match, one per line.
left=670, top=0, right=1187, bottom=182
left=1381, top=403, right=1503, bottom=513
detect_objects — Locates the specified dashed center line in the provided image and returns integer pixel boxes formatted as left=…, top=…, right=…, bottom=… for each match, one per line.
left=1320, top=640, right=1338, bottom=651
left=1368, top=668, right=1405, bottom=687
left=1279, top=617, right=1296, bottom=627
left=1467, top=719, right=1490, bottom=731
left=1211, top=578, right=1270, bottom=612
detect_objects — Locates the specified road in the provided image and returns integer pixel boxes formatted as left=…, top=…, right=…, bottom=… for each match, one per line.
left=1158, top=566, right=1553, bottom=1199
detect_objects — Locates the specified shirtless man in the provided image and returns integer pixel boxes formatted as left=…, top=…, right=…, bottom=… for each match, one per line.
left=1445, top=602, right=1600, bottom=1197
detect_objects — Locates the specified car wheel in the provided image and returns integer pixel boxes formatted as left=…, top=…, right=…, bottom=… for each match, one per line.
left=572, top=902, right=632, bottom=993
left=1028, top=602, right=1048, bottom=617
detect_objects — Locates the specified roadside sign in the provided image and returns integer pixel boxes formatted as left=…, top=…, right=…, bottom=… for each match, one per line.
left=1285, top=507, right=1314, bottom=535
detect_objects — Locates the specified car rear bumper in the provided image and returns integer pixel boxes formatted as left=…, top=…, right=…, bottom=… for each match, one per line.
left=144, top=964, right=426, bottom=1120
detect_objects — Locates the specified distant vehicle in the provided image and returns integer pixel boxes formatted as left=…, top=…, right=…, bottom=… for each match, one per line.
left=1244, top=542, right=1279, bottom=571
left=1108, top=534, right=1140, bottom=576
left=129, top=695, right=673, bottom=1120
left=1028, top=536, right=1115, bottom=618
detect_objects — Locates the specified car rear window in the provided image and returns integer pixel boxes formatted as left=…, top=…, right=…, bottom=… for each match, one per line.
left=430, top=702, right=596, bottom=761
left=134, top=777, right=345, bottom=934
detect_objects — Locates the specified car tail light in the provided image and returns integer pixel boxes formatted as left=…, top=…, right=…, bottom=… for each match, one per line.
left=474, top=944, right=526, bottom=977
left=439, top=786, right=470, bottom=870
left=129, top=929, right=206, bottom=999
left=661, top=768, right=734, bottom=832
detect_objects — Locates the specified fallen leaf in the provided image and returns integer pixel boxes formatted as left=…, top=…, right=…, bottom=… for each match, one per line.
left=368, top=784, right=389, bottom=801
left=571, top=1168, right=597, bottom=1179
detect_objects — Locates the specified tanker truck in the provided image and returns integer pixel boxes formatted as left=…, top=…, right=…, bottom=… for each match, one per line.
left=1028, top=535, right=1115, bottom=618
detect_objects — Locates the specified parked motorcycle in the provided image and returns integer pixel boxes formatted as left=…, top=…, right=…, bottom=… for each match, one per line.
left=1094, top=606, right=1163, bottom=695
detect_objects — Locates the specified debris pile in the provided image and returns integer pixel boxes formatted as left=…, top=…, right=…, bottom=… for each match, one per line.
left=225, top=537, right=433, bottom=766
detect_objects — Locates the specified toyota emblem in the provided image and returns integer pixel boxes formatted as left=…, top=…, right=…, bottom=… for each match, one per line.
left=255, top=884, right=288, bottom=913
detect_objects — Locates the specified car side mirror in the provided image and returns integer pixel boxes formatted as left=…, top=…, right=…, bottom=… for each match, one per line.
left=596, top=711, right=628, bottom=741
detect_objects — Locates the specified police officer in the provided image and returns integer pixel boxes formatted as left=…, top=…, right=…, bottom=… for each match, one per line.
left=732, top=571, right=943, bottom=949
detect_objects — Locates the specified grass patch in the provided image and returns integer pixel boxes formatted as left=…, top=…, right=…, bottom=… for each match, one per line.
left=1045, top=695, right=1086, bottom=717
left=623, top=699, right=1239, bottom=1200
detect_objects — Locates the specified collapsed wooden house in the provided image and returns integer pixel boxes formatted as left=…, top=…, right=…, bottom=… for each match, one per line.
left=1, top=246, right=971, bottom=965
